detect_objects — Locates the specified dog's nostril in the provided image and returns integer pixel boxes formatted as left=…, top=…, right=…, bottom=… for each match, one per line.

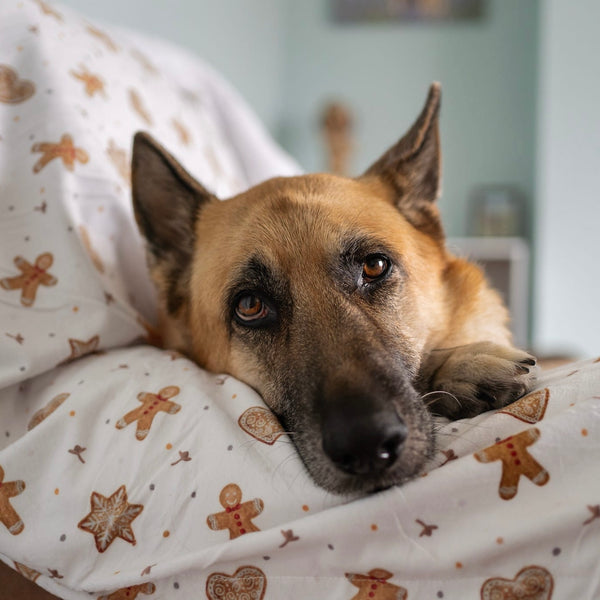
left=339, top=454, right=358, bottom=473
left=376, top=426, right=407, bottom=467
left=335, top=453, right=373, bottom=476
left=380, top=423, right=408, bottom=456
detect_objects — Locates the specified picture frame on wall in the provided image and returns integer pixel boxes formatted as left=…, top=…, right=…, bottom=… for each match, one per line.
left=331, top=0, right=485, bottom=23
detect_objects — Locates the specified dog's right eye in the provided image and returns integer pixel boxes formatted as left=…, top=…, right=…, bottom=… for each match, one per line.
left=234, top=293, right=271, bottom=325
left=361, top=254, right=391, bottom=283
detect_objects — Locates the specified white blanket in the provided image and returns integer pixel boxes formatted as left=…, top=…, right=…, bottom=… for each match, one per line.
left=1, top=2, right=599, bottom=599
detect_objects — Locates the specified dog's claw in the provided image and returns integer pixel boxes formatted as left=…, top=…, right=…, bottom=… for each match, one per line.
left=520, top=357, right=536, bottom=366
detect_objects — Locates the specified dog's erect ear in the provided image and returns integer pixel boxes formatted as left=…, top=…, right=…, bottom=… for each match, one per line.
left=363, top=83, right=443, bottom=239
left=132, top=132, right=215, bottom=313
left=132, top=132, right=214, bottom=262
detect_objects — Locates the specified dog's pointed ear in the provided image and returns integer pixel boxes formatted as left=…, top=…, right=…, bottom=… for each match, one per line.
left=132, top=132, right=215, bottom=314
left=363, top=83, right=443, bottom=239
left=132, top=132, right=214, bottom=262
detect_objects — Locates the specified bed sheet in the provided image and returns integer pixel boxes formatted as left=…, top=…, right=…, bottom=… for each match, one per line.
left=0, top=349, right=599, bottom=599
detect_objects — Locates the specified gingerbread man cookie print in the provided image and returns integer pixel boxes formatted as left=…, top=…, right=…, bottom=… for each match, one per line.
left=28, top=392, right=70, bottom=430
left=31, top=134, right=89, bottom=173
left=346, top=568, right=407, bottom=600
left=33, top=0, right=63, bottom=21
left=207, top=483, right=264, bottom=539
left=129, top=88, right=153, bottom=126
left=475, top=428, right=550, bottom=500
left=70, top=65, right=106, bottom=98
left=106, top=139, right=131, bottom=184
left=116, top=386, right=181, bottom=440
left=0, top=465, right=26, bottom=535
left=86, top=24, right=119, bottom=52
left=0, top=253, right=57, bottom=307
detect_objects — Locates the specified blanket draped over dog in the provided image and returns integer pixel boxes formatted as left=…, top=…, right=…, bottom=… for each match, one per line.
left=0, top=2, right=599, bottom=598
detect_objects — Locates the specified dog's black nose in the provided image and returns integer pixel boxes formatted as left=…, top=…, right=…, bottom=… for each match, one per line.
left=322, top=408, right=408, bottom=476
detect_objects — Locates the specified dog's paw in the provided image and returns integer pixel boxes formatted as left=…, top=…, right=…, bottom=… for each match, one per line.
left=421, top=341, right=537, bottom=420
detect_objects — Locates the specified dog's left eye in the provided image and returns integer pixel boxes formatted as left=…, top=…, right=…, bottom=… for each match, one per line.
left=362, top=254, right=390, bottom=283
left=234, top=294, right=270, bottom=324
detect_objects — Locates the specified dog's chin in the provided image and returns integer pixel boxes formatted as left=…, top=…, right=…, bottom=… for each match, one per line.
left=302, top=456, right=428, bottom=497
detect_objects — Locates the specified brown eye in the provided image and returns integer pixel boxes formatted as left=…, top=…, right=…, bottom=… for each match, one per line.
left=235, top=294, right=269, bottom=322
left=362, top=254, right=390, bottom=282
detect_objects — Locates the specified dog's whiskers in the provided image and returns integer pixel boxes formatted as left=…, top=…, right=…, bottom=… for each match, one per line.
left=238, top=438, right=265, bottom=451
left=431, top=420, right=451, bottom=433
left=421, top=389, right=462, bottom=408
left=272, top=451, right=302, bottom=483
left=272, top=432, right=297, bottom=448
left=237, top=430, right=298, bottom=455
left=434, top=420, right=507, bottom=456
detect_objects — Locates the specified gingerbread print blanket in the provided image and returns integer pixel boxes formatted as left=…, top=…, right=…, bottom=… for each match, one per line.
left=1, top=2, right=599, bottom=599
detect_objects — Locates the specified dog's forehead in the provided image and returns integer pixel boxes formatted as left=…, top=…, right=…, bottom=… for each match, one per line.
left=192, top=173, right=423, bottom=300
left=206, top=174, right=403, bottom=251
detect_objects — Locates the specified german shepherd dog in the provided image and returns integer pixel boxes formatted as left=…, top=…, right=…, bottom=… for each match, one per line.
left=131, top=84, right=536, bottom=496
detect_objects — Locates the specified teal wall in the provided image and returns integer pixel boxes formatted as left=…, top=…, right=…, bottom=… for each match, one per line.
left=279, top=0, right=539, bottom=237
left=533, top=0, right=600, bottom=358
left=58, top=0, right=540, bottom=236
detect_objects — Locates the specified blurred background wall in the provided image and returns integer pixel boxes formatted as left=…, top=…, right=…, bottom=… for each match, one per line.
left=534, top=0, right=600, bottom=359
left=280, top=0, right=538, bottom=240
left=58, top=0, right=599, bottom=359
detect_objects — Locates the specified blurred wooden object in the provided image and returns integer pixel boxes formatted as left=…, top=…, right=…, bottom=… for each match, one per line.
left=537, top=356, right=576, bottom=371
left=320, top=102, right=353, bottom=176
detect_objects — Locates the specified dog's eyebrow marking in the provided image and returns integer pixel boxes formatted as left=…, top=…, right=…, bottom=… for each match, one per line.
left=231, top=256, right=280, bottom=292
left=339, top=234, right=401, bottom=270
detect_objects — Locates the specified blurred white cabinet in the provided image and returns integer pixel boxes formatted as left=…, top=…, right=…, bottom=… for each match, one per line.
left=447, top=237, right=530, bottom=348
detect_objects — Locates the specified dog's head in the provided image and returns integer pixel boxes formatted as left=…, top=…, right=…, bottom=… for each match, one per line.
left=132, top=84, right=449, bottom=495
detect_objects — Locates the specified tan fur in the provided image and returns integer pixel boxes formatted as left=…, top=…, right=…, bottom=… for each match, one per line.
left=187, top=175, right=447, bottom=376
left=131, top=84, right=536, bottom=495
left=183, top=174, right=511, bottom=385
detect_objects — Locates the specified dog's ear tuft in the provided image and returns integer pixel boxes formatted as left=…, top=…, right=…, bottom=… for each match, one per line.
left=132, top=132, right=215, bottom=314
left=363, top=83, right=443, bottom=239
